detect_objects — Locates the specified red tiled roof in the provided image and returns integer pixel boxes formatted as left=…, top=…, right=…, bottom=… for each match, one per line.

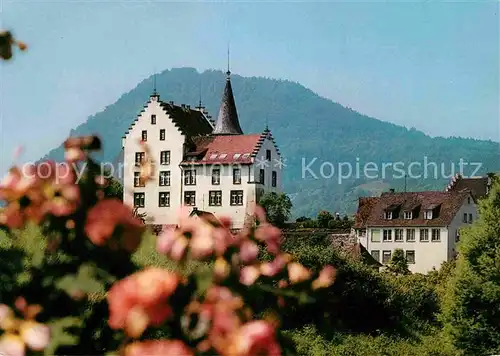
left=181, top=134, right=263, bottom=165
left=355, top=190, right=471, bottom=227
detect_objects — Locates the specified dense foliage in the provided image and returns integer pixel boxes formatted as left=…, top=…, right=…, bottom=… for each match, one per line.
left=441, top=180, right=500, bottom=354
left=41, top=68, right=500, bottom=217
left=259, top=192, right=293, bottom=228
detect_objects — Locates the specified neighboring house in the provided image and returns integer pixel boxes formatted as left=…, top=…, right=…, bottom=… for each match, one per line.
left=122, top=70, right=283, bottom=229
left=445, top=172, right=496, bottom=200
left=353, top=190, right=478, bottom=274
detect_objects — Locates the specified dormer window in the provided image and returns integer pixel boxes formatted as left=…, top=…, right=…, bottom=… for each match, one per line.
left=403, top=211, right=412, bottom=219
left=384, top=211, right=393, bottom=220
left=424, top=210, right=433, bottom=220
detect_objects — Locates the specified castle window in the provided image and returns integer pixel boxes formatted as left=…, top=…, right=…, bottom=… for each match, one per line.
left=184, top=170, right=196, bottom=185
left=160, top=129, right=165, bottom=141
left=159, top=192, right=170, bottom=207
left=159, top=171, right=170, bottom=186
left=384, top=211, right=393, bottom=220
left=160, top=151, right=170, bottom=165
left=151, top=115, right=156, bottom=124
left=463, top=213, right=467, bottom=223
left=272, top=171, right=277, bottom=187
left=371, top=250, right=380, bottom=262
left=212, top=169, right=220, bottom=185
left=266, top=149, right=271, bottom=161
left=230, top=190, right=243, bottom=206
left=259, top=169, right=265, bottom=185
left=141, top=130, right=147, bottom=142
left=468, top=213, right=473, bottom=224
left=403, top=211, right=412, bottom=219
left=134, top=172, right=144, bottom=187
left=184, top=191, right=196, bottom=206
left=134, top=193, right=145, bottom=208
left=467, top=197, right=471, bottom=204
left=424, top=210, right=433, bottom=219
left=135, top=152, right=145, bottom=166
left=233, top=169, right=241, bottom=185
left=209, top=191, right=222, bottom=206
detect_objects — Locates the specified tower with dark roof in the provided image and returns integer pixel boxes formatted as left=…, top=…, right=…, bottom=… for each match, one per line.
left=213, top=70, right=243, bottom=135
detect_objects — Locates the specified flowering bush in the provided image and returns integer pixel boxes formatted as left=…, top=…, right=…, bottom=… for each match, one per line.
left=0, top=136, right=336, bottom=355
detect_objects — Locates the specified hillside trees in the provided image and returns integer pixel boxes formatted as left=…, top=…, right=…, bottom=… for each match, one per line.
left=441, top=180, right=500, bottom=354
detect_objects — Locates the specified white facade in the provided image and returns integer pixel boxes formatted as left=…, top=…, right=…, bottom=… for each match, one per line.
left=356, top=193, right=477, bottom=274
left=122, top=94, right=283, bottom=229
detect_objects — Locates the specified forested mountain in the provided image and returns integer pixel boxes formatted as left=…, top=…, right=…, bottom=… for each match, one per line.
left=43, top=68, right=500, bottom=217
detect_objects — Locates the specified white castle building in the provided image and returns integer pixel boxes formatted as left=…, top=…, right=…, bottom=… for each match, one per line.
left=122, top=70, right=283, bottom=228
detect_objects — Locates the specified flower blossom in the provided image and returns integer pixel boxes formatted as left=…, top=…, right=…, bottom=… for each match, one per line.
left=224, top=320, right=281, bottom=356
left=85, top=199, right=145, bottom=252
left=312, top=265, right=336, bottom=290
left=63, top=135, right=101, bottom=163
left=0, top=302, right=51, bottom=356
left=124, top=340, right=194, bottom=356
left=107, top=268, right=180, bottom=337
left=157, top=208, right=235, bottom=261
left=0, top=161, right=80, bottom=229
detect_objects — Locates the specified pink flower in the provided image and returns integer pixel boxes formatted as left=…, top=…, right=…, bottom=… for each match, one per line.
left=287, top=262, right=312, bottom=284
left=225, top=321, right=281, bottom=356
left=239, top=240, right=259, bottom=264
left=0, top=334, right=25, bottom=356
left=240, top=265, right=260, bottom=286
left=312, top=265, right=336, bottom=290
left=125, top=340, right=194, bottom=356
left=107, top=268, right=179, bottom=337
left=19, top=321, right=51, bottom=351
left=260, top=253, right=291, bottom=277
left=85, top=199, right=145, bottom=253
left=254, top=223, right=282, bottom=255
left=157, top=207, right=234, bottom=261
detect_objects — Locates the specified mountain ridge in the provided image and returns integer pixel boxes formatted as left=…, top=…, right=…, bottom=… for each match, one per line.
left=43, top=67, right=500, bottom=217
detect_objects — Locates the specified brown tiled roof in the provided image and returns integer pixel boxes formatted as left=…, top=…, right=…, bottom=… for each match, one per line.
left=446, top=174, right=490, bottom=199
left=358, top=190, right=470, bottom=227
left=353, top=197, right=378, bottom=228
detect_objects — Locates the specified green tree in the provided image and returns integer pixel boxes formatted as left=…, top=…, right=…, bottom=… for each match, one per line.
left=104, top=176, right=123, bottom=200
left=441, top=180, right=500, bottom=354
left=259, top=192, right=292, bottom=228
left=386, top=248, right=410, bottom=275
left=317, top=211, right=333, bottom=228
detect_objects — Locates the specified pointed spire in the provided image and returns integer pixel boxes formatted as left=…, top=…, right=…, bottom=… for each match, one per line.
left=213, top=50, right=243, bottom=135
left=151, top=71, right=157, bottom=96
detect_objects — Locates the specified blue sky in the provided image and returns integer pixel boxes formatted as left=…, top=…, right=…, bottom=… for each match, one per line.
left=1, top=0, right=498, bottom=174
